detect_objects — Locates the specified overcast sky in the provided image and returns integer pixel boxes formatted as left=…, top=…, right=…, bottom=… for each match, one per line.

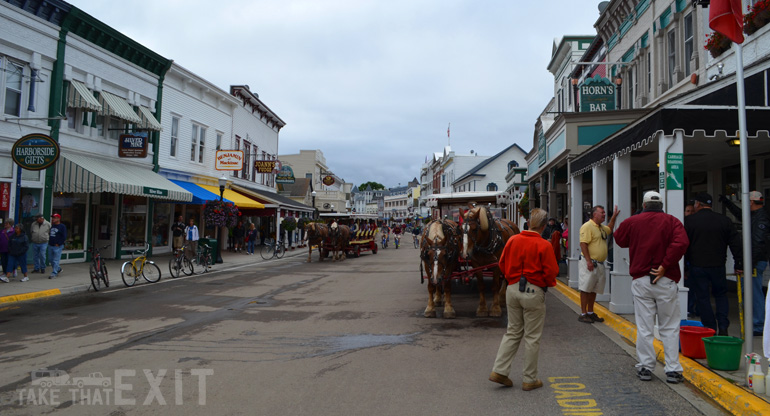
left=70, top=0, right=602, bottom=188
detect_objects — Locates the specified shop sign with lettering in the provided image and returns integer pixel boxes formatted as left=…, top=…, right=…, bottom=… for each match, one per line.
left=143, top=187, right=168, bottom=197
left=276, top=166, right=296, bottom=184
left=580, top=75, right=617, bottom=112
left=0, top=182, right=9, bottom=211
left=118, top=133, right=149, bottom=158
left=666, top=153, right=684, bottom=190
left=255, top=160, right=281, bottom=174
left=12, top=134, right=60, bottom=170
left=215, top=150, right=244, bottom=170
left=322, top=175, right=335, bottom=186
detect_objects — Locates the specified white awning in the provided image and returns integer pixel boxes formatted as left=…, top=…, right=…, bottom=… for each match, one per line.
left=136, top=106, right=162, bottom=131
left=68, top=80, right=102, bottom=111
left=99, top=91, right=143, bottom=124
left=54, top=152, right=192, bottom=202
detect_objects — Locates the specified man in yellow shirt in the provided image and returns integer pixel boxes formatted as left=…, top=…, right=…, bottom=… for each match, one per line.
left=578, top=205, right=619, bottom=323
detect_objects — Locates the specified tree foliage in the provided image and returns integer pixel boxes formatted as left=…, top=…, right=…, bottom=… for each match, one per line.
left=358, top=181, right=386, bottom=191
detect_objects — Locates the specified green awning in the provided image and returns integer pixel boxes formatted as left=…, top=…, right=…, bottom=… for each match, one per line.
left=137, top=106, right=162, bottom=131
left=99, top=91, right=143, bottom=124
left=68, top=80, right=102, bottom=111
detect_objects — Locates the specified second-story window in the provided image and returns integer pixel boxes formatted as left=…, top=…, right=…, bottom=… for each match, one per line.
left=198, top=126, right=206, bottom=163
left=170, top=116, right=179, bottom=157
left=647, top=52, right=652, bottom=95
left=684, top=13, right=694, bottom=75
left=242, top=141, right=251, bottom=180
left=191, top=123, right=207, bottom=163
left=216, top=132, right=223, bottom=151
left=3, top=59, right=23, bottom=117
left=667, top=30, right=676, bottom=88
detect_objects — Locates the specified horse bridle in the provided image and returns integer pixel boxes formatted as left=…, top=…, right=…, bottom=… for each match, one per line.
left=421, top=221, right=460, bottom=285
left=463, top=209, right=503, bottom=256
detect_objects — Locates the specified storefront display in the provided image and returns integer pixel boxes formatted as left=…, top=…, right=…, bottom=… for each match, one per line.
left=121, top=195, right=147, bottom=248
left=52, top=193, right=87, bottom=250
left=152, top=203, right=172, bottom=248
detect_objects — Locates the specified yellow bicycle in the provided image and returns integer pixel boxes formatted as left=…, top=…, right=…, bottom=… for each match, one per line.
left=121, top=243, right=162, bottom=287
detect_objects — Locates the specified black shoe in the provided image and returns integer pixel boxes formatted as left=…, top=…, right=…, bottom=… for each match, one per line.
left=588, top=313, right=605, bottom=323
left=637, top=368, right=652, bottom=381
left=666, top=371, right=684, bottom=384
left=718, top=328, right=728, bottom=336
left=578, top=315, right=594, bottom=324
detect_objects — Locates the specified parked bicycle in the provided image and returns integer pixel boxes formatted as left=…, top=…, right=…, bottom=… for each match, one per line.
left=89, top=244, right=111, bottom=292
left=121, top=243, right=161, bottom=287
left=260, top=239, right=285, bottom=260
left=168, top=244, right=194, bottom=278
left=194, top=243, right=213, bottom=274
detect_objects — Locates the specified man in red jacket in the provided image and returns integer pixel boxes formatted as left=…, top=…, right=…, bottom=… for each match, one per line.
left=488, top=208, right=559, bottom=392
left=614, top=191, right=689, bottom=384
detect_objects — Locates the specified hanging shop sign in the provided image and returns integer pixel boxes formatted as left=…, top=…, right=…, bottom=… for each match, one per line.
left=666, top=152, right=684, bottom=190
left=537, top=129, right=546, bottom=167
left=275, top=166, right=296, bottom=184
left=12, top=133, right=60, bottom=170
left=143, top=187, right=168, bottom=197
left=322, top=175, right=335, bottom=186
left=579, top=75, right=617, bottom=112
left=0, top=182, right=10, bottom=211
left=215, top=150, right=244, bottom=171
left=118, top=132, right=149, bottom=158
left=255, top=159, right=281, bottom=174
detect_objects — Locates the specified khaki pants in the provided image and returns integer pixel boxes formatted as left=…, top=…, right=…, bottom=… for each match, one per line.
left=185, top=240, right=198, bottom=261
left=492, top=282, right=546, bottom=384
left=173, top=236, right=184, bottom=250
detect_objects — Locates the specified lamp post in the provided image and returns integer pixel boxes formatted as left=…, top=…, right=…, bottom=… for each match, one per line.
left=311, top=190, right=317, bottom=219
left=216, top=175, right=227, bottom=264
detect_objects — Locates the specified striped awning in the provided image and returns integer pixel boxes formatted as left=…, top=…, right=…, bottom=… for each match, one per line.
left=99, top=91, right=143, bottom=124
left=54, top=152, right=192, bottom=202
left=68, top=80, right=102, bottom=111
left=137, top=106, right=162, bottom=131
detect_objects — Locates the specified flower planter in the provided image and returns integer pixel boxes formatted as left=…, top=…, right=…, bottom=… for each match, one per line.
left=707, top=38, right=731, bottom=59
left=745, top=1, right=770, bottom=35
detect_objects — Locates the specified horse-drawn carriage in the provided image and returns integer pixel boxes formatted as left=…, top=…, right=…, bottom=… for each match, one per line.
left=304, top=213, right=379, bottom=262
left=419, top=191, right=519, bottom=319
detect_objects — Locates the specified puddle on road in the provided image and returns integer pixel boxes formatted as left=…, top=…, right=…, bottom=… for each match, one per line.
left=313, top=333, right=420, bottom=356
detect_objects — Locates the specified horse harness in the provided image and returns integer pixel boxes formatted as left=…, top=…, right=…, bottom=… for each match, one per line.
left=464, top=209, right=504, bottom=257
left=420, top=220, right=461, bottom=285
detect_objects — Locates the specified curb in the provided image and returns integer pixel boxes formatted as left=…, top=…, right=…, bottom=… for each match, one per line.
left=0, top=289, right=62, bottom=304
left=554, top=280, right=770, bottom=416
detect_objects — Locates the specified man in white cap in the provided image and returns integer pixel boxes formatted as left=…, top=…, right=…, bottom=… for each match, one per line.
left=614, top=191, right=689, bottom=384
left=721, top=191, right=770, bottom=336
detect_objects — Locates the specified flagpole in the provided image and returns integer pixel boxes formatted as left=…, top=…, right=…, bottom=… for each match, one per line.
left=735, top=43, right=753, bottom=355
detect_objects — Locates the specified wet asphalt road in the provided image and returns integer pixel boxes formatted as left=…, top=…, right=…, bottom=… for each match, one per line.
left=0, top=245, right=725, bottom=415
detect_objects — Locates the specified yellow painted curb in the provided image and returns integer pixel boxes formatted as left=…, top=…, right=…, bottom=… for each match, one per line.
left=554, top=280, right=770, bottom=416
left=0, top=289, right=62, bottom=304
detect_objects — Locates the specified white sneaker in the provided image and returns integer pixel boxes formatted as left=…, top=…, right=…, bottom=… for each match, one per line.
left=0, top=276, right=9, bottom=283
left=20, top=276, right=29, bottom=282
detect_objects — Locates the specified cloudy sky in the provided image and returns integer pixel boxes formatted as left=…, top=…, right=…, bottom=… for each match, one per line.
left=70, top=0, right=602, bottom=188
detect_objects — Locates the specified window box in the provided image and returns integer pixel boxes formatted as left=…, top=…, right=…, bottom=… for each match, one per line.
left=704, top=31, right=731, bottom=59
left=744, top=0, right=770, bottom=36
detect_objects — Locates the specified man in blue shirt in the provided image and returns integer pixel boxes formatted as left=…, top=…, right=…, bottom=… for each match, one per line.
left=47, top=213, right=67, bottom=279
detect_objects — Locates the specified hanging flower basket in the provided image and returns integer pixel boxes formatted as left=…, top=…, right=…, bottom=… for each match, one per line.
left=745, top=0, right=770, bottom=35
left=204, top=200, right=240, bottom=228
left=704, top=31, right=731, bottom=59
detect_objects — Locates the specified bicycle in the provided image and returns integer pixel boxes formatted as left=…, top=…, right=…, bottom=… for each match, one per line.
left=194, top=243, right=212, bottom=274
left=168, top=244, right=194, bottom=278
left=260, top=239, right=285, bottom=260
left=121, top=243, right=162, bottom=287
left=89, top=244, right=111, bottom=292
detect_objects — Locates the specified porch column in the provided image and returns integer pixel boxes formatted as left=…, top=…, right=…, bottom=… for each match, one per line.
left=548, top=168, right=558, bottom=217
left=610, top=153, right=634, bottom=313
left=660, top=131, right=687, bottom=320
left=593, top=163, right=610, bottom=301
left=540, top=175, right=547, bottom=209
left=568, top=173, right=583, bottom=289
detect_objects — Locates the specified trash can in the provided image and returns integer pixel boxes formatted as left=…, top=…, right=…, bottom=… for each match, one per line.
left=199, top=238, right=218, bottom=262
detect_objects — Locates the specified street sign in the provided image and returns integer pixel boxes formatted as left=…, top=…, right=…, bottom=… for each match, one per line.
left=666, top=153, right=683, bottom=190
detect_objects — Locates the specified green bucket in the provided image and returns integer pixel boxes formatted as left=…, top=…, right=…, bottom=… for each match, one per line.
left=702, top=336, right=744, bottom=371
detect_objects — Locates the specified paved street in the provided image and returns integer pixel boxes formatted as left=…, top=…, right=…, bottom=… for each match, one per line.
left=0, top=245, right=724, bottom=415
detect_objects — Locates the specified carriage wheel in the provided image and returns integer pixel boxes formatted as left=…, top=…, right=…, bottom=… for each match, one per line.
left=354, top=247, right=360, bottom=258
left=372, top=244, right=378, bottom=254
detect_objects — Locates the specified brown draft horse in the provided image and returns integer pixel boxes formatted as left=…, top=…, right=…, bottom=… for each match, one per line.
left=461, top=203, right=519, bottom=317
left=329, top=222, right=351, bottom=262
left=420, top=219, right=462, bottom=318
left=304, top=222, right=330, bottom=262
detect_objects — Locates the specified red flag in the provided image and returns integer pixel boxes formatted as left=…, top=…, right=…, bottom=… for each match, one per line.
left=447, top=123, right=450, bottom=138
left=709, top=0, right=745, bottom=44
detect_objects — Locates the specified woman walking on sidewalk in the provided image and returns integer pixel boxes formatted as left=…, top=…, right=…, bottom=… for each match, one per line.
left=247, top=223, right=258, bottom=255
left=2, top=224, right=29, bottom=283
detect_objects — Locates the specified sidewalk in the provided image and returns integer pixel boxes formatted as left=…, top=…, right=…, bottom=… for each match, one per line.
left=0, top=244, right=309, bottom=304
left=554, top=274, right=770, bottom=416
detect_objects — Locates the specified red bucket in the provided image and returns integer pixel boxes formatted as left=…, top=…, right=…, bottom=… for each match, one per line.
left=680, top=326, right=716, bottom=359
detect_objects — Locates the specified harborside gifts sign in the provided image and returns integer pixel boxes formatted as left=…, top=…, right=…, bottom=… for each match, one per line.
left=216, top=150, right=244, bottom=171
left=12, top=134, right=60, bottom=170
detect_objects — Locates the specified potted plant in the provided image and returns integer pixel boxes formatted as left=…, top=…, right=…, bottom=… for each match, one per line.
left=282, top=217, right=297, bottom=248
left=204, top=200, right=240, bottom=228
left=704, top=31, right=731, bottom=59
left=745, top=0, right=770, bottom=35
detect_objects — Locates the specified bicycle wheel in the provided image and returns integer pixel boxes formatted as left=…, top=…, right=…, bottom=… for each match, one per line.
left=260, top=244, right=274, bottom=260
left=198, top=253, right=210, bottom=273
left=101, top=261, right=109, bottom=287
left=90, top=264, right=101, bottom=292
left=142, top=262, right=162, bottom=283
left=182, top=256, right=194, bottom=276
left=275, top=244, right=285, bottom=259
left=121, top=262, right=137, bottom=287
left=169, top=257, right=180, bottom=278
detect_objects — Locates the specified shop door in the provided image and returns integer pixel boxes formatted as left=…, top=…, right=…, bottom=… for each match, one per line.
left=94, top=207, right=115, bottom=258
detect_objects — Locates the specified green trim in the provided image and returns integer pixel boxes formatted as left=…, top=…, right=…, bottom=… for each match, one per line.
left=619, top=15, right=634, bottom=38
left=62, top=7, right=171, bottom=77
left=653, top=21, right=657, bottom=34
left=146, top=199, right=154, bottom=256
left=152, top=62, right=172, bottom=173
left=63, top=252, right=85, bottom=260
left=608, top=33, right=619, bottom=51
left=660, top=7, right=672, bottom=30
left=636, top=0, right=651, bottom=16
left=577, top=124, right=627, bottom=146
left=116, top=194, right=123, bottom=258
left=675, top=0, right=687, bottom=13
left=622, top=46, right=636, bottom=63
left=641, top=32, right=649, bottom=48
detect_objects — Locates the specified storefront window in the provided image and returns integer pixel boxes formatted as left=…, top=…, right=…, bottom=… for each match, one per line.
left=53, top=193, right=87, bottom=250
left=121, top=195, right=147, bottom=248
left=186, top=206, right=201, bottom=229
left=152, top=203, right=172, bottom=248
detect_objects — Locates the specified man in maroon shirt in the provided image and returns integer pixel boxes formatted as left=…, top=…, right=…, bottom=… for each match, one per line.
left=614, top=191, right=689, bottom=384
left=488, top=208, right=558, bottom=392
